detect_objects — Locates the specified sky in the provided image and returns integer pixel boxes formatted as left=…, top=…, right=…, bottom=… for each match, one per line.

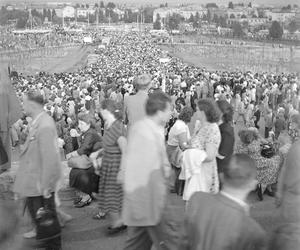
left=0, top=0, right=298, bottom=7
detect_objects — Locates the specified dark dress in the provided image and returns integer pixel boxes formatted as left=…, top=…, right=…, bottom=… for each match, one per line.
left=98, top=120, right=125, bottom=213
left=217, top=122, right=235, bottom=173
left=69, top=128, right=102, bottom=195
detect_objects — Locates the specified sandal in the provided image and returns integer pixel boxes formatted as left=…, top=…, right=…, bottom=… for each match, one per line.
left=93, top=211, right=106, bottom=220
left=74, top=197, right=92, bottom=208
left=107, top=225, right=127, bottom=235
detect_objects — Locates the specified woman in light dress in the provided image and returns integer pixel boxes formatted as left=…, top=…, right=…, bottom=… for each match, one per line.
left=180, top=99, right=221, bottom=201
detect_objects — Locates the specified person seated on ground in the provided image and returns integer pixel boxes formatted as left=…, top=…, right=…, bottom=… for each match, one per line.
left=67, top=112, right=102, bottom=208
left=180, top=154, right=266, bottom=250
left=236, top=128, right=281, bottom=201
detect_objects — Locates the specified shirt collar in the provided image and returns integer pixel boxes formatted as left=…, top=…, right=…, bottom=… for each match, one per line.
left=220, top=191, right=249, bottom=215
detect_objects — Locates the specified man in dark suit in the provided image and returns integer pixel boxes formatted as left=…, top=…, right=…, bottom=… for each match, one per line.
left=14, top=90, right=62, bottom=249
left=180, top=154, right=266, bottom=250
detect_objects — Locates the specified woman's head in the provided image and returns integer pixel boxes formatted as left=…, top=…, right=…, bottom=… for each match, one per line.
left=238, top=129, right=258, bottom=145
left=77, top=112, right=93, bottom=132
left=196, top=99, right=221, bottom=123
left=178, top=107, right=194, bottom=124
left=290, top=114, right=300, bottom=131
left=100, top=99, right=123, bottom=122
left=216, top=100, right=234, bottom=123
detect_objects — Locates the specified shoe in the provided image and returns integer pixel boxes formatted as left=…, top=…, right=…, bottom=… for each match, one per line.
left=93, top=211, right=106, bottom=220
left=257, top=184, right=263, bottom=201
left=23, top=229, right=36, bottom=239
left=107, top=225, right=127, bottom=235
left=74, top=197, right=92, bottom=208
left=73, top=197, right=82, bottom=205
left=265, top=189, right=275, bottom=197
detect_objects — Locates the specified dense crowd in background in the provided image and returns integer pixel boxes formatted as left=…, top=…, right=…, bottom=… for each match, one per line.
left=1, top=29, right=300, bottom=249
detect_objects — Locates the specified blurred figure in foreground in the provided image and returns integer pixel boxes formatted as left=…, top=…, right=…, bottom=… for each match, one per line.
left=121, top=91, right=173, bottom=250
left=0, top=203, right=19, bottom=250
left=270, top=140, right=300, bottom=250
left=180, top=154, right=266, bottom=250
left=0, top=67, right=22, bottom=173
left=14, top=90, right=62, bottom=249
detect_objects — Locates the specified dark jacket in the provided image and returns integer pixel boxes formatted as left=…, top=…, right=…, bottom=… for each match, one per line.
left=217, top=122, right=235, bottom=173
left=77, top=128, right=102, bottom=156
left=180, top=192, right=266, bottom=250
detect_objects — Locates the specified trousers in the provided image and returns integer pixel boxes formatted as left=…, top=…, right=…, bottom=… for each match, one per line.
left=26, top=193, right=61, bottom=250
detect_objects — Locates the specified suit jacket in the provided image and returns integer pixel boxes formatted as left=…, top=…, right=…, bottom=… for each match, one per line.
left=217, top=122, right=235, bottom=173
left=180, top=192, right=266, bottom=250
left=124, top=91, right=148, bottom=127
left=122, top=117, right=171, bottom=226
left=14, top=112, right=61, bottom=197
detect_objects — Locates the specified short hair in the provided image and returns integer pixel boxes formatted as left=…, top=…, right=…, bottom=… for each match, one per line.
left=77, top=112, right=94, bottom=125
left=216, top=100, right=234, bottom=123
left=101, top=99, right=123, bottom=120
left=238, top=129, right=258, bottom=145
left=223, top=154, right=256, bottom=188
left=291, top=114, right=300, bottom=129
left=135, top=74, right=152, bottom=90
left=26, top=90, right=44, bottom=105
left=197, top=99, right=221, bottom=123
left=178, top=107, right=194, bottom=123
left=146, top=91, right=171, bottom=116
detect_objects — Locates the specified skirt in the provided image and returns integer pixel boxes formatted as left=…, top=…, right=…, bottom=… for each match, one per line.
left=69, top=167, right=99, bottom=195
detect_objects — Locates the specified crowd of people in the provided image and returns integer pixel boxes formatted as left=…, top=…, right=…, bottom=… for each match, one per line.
left=0, top=30, right=300, bottom=250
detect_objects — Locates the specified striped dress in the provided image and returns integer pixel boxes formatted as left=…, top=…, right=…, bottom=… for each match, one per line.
left=98, top=120, right=125, bottom=213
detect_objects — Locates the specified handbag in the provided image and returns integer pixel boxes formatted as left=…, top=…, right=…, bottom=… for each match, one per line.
left=35, top=196, right=61, bottom=241
left=261, top=143, right=275, bottom=158
left=67, top=155, right=93, bottom=169
left=0, top=137, right=8, bottom=165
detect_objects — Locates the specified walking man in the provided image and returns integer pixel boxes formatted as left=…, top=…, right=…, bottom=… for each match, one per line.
left=121, top=91, right=173, bottom=250
left=14, top=90, right=62, bottom=249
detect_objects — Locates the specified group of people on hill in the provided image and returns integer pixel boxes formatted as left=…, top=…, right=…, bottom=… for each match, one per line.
left=0, top=30, right=299, bottom=250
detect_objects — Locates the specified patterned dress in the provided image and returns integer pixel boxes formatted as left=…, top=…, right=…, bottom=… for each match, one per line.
left=189, top=122, right=221, bottom=193
left=236, top=140, right=281, bottom=185
left=98, top=120, right=125, bottom=213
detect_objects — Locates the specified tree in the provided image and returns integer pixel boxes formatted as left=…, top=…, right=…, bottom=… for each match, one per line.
left=241, top=14, right=247, bottom=18
left=153, top=13, right=161, bottom=29
left=228, top=1, right=234, bottom=9
left=232, top=22, right=244, bottom=37
left=212, top=14, right=219, bottom=23
left=75, top=3, right=80, bottom=8
left=252, top=14, right=257, bottom=18
left=100, top=1, right=105, bottom=8
left=86, top=4, right=89, bottom=9
left=288, top=20, right=299, bottom=33
left=188, top=14, right=194, bottom=23
left=167, top=13, right=182, bottom=30
left=207, top=9, right=212, bottom=22
left=107, top=2, right=116, bottom=9
left=16, top=16, right=28, bottom=28
left=94, top=3, right=99, bottom=8
left=230, top=13, right=235, bottom=19
left=52, top=9, right=56, bottom=18
left=206, top=3, right=218, bottom=8
left=218, top=16, right=227, bottom=27
left=248, top=2, right=252, bottom=8
left=269, top=21, right=283, bottom=39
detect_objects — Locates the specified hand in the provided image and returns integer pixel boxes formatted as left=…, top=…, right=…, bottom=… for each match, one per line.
left=43, top=189, right=51, bottom=199
left=117, top=169, right=124, bottom=184
left=66, top=152, right=73, bottom=160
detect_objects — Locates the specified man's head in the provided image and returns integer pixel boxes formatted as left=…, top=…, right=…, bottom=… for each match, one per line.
left=146, top=91, right=172, bottom=126
left=23, top=90, right=44, bottom=117
left=222, top=153, right=257, bottom=191
left=135, top=74, right=152, bottom=91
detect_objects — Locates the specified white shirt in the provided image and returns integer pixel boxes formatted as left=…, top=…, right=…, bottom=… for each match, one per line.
left=167, top=120, right=191, bottom=147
